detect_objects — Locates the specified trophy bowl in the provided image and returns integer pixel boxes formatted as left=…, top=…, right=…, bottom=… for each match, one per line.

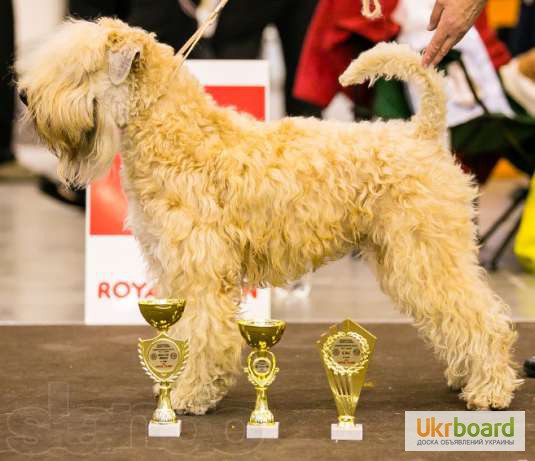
left=238, top=319, right=286, bottom=350
left=139, top=298, right=186, bottom=331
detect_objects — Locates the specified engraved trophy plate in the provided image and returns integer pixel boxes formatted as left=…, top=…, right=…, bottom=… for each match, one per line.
left=138, top=334, right=187, bottom=383
left=318, top=319, right=376, bottom=441
left=138, top=298, right=188, bottom=437
left=238, top=319, right=286, bottom=439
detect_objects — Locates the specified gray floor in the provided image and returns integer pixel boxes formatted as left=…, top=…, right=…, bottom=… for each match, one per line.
left=2, top=323, right=534, bottom=460
left=0, top=180, right=84, bottom=324
left=1, top=164, right=534, bottom=324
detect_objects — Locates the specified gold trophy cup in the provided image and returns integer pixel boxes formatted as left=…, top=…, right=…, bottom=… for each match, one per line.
left=318, top=319, right=376, bottom=441
left=138, top=298, right=188, bottom=437
left=238, top=319, right=286, bottom=439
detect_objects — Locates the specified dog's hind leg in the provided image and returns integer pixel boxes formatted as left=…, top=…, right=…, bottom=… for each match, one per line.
left=370, top=182, right=521, bottom=410
left=155, top=227, right=243, bottom=415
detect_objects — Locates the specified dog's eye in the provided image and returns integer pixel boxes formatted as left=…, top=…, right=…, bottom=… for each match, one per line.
left=78, top=99, right=98, bottom=150
left=19, top=90, right=28, bottom=106
left=85, top=98, right=98, bottom=140
left=92, top=98, right=98, bottom=126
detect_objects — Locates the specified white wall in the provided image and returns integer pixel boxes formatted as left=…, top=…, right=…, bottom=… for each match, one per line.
left=13, top=0, right=66, bottom=56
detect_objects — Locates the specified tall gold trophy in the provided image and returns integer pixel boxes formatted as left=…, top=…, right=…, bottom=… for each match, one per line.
left=138, top=298, right=188, bottom=438
left=318, top=319, right=376, bottom=441
left=238, top=319, right=286, bottom=439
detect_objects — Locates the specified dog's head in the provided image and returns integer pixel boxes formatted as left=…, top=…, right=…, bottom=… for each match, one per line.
left=17, top=18, right=175, bottom=187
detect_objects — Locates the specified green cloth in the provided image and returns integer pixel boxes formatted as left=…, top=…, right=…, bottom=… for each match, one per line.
left=370, top=79, right=535, bottom=175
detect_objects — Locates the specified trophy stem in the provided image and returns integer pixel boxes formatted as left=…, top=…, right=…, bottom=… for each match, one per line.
left=338, top=415, right=356, bottom=427
left=152, top=382, right=177, bottom=424
left=250, top=386, right=274, bottom=425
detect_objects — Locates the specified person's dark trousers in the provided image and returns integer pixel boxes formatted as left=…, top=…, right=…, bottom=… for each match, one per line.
left=510, top=1, right=535, bottom=56
left=69, top=0, right=198, bottom=55
left=128, top=0, right=198, bottom=53
left=69, top=0, right=131, bottom=20
left=0, top=0, right=15, bottom=164
left=69, top=0, right=319, bottom=116
left=213, top=0, right=321, bottom=117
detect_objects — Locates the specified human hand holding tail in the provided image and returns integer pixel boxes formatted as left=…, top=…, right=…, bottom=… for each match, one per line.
left=422, top=0, right=487, bottom=67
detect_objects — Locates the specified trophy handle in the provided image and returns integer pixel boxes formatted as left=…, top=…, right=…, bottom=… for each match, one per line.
left=244, top=350, right=278, bottom=388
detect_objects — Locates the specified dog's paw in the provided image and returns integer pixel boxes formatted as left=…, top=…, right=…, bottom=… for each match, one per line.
left=153, top=382, right=213, bottom=414
left=170, top=379, right=229, bottom=415
left=461, top=369, right=522, bottom=410
left=463, top=394, right=511, bottom=411
left=446, top=375, right=466, bottom=393
left=172, top=395, right=214, bottom=415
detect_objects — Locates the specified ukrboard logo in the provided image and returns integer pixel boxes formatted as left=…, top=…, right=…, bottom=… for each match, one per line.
left=405, top=411, right=525, bottom=451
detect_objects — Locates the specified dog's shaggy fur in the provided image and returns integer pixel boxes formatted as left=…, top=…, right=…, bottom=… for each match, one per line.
left=18, top=18, right=522, bottom=414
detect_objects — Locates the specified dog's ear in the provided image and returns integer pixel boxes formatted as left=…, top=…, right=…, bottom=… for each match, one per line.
left=108, top=45, right=141, bottom=85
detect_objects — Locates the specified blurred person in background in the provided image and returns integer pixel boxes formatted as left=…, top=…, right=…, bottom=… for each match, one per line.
left=70, top=0, right=320, bottom=116
left=203, top=0, right=321, bottom=117
left=69, top=0, right=198, bottom=51
left=510, top=0, right=535, bottom=56
left=507, top=0, right=535, bottom=379
left=0, top=0, right=34, bottom=180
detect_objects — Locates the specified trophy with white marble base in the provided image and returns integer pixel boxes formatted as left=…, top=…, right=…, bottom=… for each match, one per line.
left=318, top=319, right=376, bottom=441
left=138, top=298, right=188, bottom=437
left=238, top=319, right=286, bottom=439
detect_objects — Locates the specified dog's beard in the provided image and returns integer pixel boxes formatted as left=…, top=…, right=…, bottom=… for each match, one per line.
left=55, top=103, right=120, bottom=188
left=23, top=84, right=120, bottom=188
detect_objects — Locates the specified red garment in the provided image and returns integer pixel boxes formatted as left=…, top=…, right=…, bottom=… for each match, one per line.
left=294, top=0, right=510, bottom=108
left=474, top=12, right=511, bottom=70
left=294, top=0, right=399, bottom=107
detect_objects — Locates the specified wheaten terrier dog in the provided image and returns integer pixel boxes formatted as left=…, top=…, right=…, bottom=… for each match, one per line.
left=18, top=18, right=522, bottom=414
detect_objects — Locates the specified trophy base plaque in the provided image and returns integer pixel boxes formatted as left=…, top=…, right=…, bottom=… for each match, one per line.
left=331, top=423, right=363, bottom=441
left=148, top=421, right=182, bottom=438
left=246, top=422, right=279, bottom=439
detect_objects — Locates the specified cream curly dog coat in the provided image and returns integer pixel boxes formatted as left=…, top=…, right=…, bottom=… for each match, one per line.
left=18, top=18, right=521, bottom=413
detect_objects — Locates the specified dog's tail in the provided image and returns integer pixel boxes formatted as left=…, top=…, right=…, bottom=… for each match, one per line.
left=339, top=42, right=447, bottom=140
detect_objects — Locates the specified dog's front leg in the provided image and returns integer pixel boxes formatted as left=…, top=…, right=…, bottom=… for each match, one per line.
left=153, top=227, right=243, bottom=415
left=167, top=281, right=243, bottom=415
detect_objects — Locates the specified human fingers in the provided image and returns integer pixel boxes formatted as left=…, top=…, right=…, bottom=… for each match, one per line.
left=428, top=1, right=444, bottom=31
left=422, top=22, right=449, bottom=67
left=430, top=34, right=457, bottom=66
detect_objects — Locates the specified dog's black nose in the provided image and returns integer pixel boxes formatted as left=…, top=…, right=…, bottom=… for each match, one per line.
left=19, top=90, right=28, bottom=106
